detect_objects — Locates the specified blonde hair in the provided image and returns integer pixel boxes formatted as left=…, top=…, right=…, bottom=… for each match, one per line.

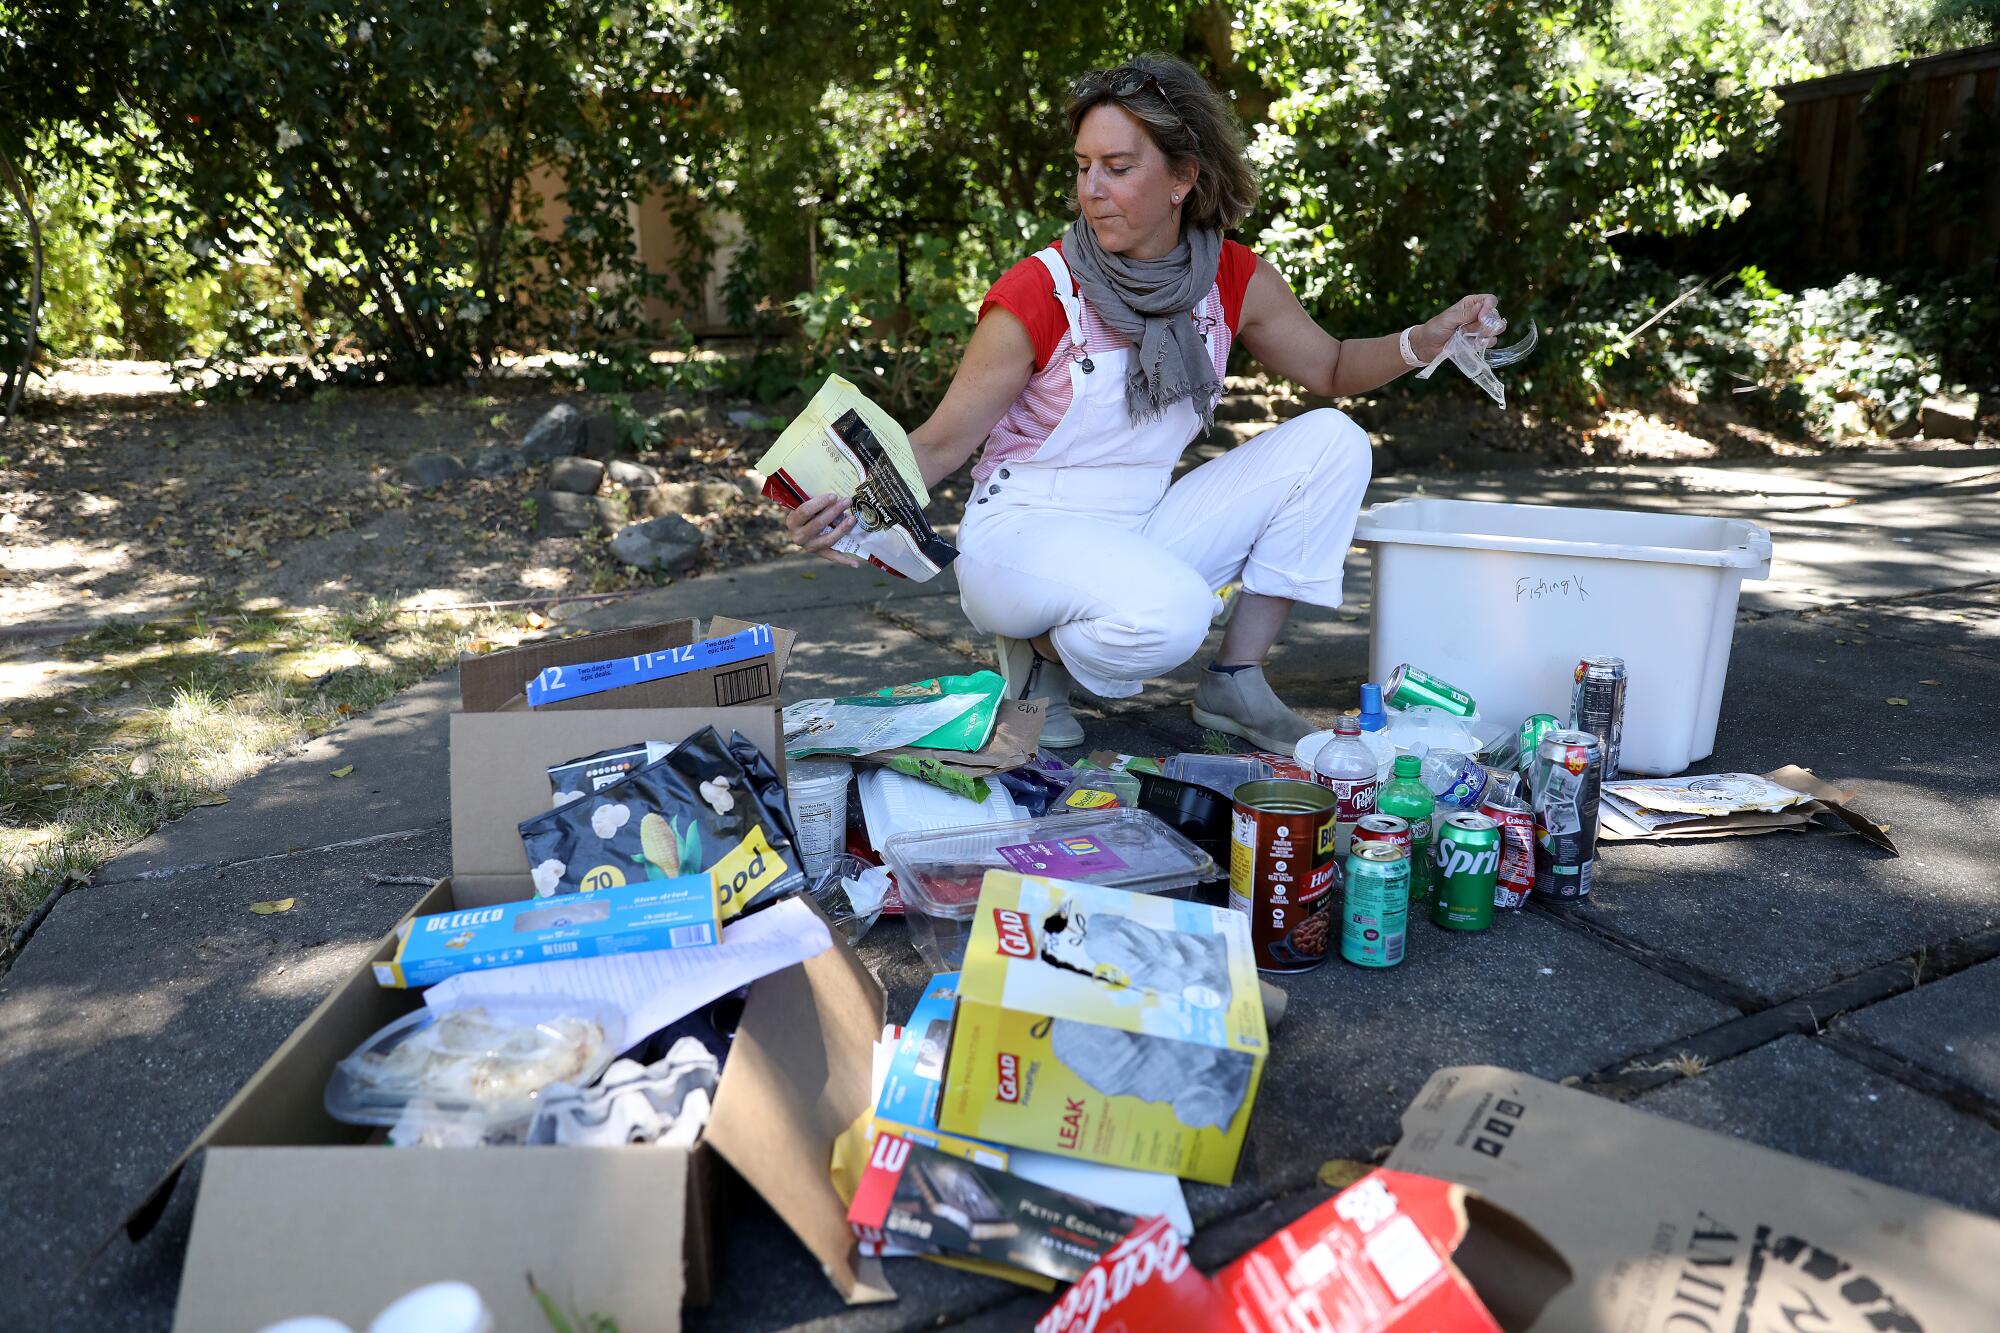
left=1066, top=53, right=1259, bottom=232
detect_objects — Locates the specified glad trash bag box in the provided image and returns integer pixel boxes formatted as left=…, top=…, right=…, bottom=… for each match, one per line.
left=937, top=871, right=1265, bottom=1186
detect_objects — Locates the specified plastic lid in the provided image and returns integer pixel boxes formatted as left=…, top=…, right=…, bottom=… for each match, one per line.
left=1161, top=752, right=1275, bottom=794
left=325, top=996, right=624, bottom=1130
left=882, top=808, right=1217, bottom=919
left=1393, top=754, right=1421, bottom=777
left=1334, top=715, right=1360, bottom=735
left=1358, top=683, right=1386, bottom=729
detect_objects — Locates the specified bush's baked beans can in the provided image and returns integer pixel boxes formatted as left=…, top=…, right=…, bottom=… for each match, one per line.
left=1228, top=779, right=1339, bottom=973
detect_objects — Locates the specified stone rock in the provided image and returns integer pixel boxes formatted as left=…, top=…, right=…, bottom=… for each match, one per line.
left=468, top=446, right=526, bottom=478
left=688, top=403, right=730, bottom=434
left=1887, top=414, right=1922, bottom=440
left=738, top=470, right=767, bottom=500
left=610, top=514, right=706, bottom=574
left=399, top=453, right=466, bottom=489
left=520, top=403, right=584, bottom=462
left=606, top=459, right=662, bottom=488
left=695, top=481, right=740, bottom=511
left=545, top=456, right=606, bottom=495
left=1920, top=395, right=1980, bottom=442
left=532, top=489, right=620, bottom=538
left=656, top=406, right=695, bottom=439
left=579, top=409, right=624, bottom=458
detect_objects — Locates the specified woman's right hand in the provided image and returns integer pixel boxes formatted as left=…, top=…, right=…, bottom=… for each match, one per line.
left=785, top=492, right=863, bottom=568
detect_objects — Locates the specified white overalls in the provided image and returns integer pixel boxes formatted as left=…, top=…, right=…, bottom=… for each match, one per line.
left=955, top=245, right=1373, bottom=699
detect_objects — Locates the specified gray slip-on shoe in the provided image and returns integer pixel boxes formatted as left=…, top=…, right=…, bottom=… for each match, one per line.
left=1189, top=664, right=1314, bottom=753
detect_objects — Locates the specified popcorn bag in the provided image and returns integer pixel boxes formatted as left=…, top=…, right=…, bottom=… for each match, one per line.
left=938, top=872, right=1266, bottom=1186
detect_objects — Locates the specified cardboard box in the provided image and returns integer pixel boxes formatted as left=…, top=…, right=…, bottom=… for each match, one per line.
left=1387, top=1065, right=2000, bottom=1331
left=119, top=616, right=895, bottom=1331
left=873, top=972, right=1010, bottom=1168
left=373, top=872, right=723, bottom=988
left=938, top=872, right=1266, bottom=1185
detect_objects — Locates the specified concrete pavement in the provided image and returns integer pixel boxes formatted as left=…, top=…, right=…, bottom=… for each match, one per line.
left=4, top=447, right=1999, bottom=1330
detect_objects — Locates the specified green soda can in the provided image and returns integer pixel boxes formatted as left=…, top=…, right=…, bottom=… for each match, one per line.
left=1384, top=663, right=1477, bottom=717
left=1341, top=841, right=1409, bottom=967
left=1517, top=715, right=1560, bottom=780
left=1432, top=811, right=1501, bottom=931
left=1376, top=754, right=1437, bottom=907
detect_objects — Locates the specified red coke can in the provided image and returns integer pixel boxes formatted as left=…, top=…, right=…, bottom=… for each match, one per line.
left=1479, top=793, right=1536, bottom=910
left=1352, top=813, right=1412, bottom=861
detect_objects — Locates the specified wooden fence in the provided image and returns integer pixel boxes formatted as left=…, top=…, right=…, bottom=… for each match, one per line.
left=1763, top=41, right=2000, bottom=274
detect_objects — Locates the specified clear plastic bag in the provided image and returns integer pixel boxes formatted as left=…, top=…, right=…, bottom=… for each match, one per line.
left=1416, top=314, right=1538, bottom=408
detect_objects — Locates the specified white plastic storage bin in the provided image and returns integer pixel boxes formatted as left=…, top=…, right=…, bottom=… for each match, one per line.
left=1354, top=498, right=1771, bottom=776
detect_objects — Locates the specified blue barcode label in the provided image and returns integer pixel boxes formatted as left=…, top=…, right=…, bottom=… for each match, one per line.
left=526, top=624, right=775, bottom=708
left=669, top=923, right=716, bottom=948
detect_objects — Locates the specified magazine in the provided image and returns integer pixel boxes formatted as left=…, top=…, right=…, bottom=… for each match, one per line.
left=755, top=374, right=957, bottom=582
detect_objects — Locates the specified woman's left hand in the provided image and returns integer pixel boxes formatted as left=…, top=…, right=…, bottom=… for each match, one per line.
left=1412, top=294, right=1502, bottom=364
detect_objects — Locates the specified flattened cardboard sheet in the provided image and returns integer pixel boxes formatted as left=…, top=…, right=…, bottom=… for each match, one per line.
left=1599, top=765, right=1896, bottom=853
left=1388, top=1065, right=2000, bottom=1332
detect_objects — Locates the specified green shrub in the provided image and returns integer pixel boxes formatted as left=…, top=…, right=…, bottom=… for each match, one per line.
left=1585, top=264, right=1975, bottom=438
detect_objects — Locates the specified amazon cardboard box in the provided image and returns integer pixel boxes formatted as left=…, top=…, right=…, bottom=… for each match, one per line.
left=1387, top=1065, right=2000, bottom=1332
left=121, top=616, right=893, bottom=1331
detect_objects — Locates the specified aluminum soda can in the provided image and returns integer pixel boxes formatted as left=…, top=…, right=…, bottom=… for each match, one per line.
left=1516, top=714, right=1561, bottom=787
left=1478, top=792, right=1536, bottom=910
left=1341, top=841, right=1409, bottom=968
left=1531, top=729, right=1604, bottom=901
left=1229, top=779, right=1339, bottom=973
left=1383, top=663, right=1477, bottom=717
left=1432, top=812, right=1500, bottom=931
left=1352, top=812, right=1412, bottom=861
left=1570, top=656, right=1627, bottom=777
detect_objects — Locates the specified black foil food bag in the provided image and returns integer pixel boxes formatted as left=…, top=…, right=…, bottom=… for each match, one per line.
left=519, top=727, right=805, bottom=917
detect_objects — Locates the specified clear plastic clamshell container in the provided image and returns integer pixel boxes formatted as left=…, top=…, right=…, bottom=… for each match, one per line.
left=1161, top=752, right=1274, bottom=797
left=325, top=995, right=625, bottom=1133
left=882, top=808, right=1217, bottom=973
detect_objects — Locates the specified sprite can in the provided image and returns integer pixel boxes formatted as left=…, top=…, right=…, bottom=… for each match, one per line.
left=1341, top=841, right=1409, bottom=968
left=1383, top=663, right=1477, bottom=717
left=1432, top=811, right=1500, bottom=931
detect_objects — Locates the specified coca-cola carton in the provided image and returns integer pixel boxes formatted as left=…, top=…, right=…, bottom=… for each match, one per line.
left=1217, top=1169, right=1516, bottom=1333
left=1034, top=1215, right=1221, bottom=1333
left=1039, top=1168, right=1568, bottom=1333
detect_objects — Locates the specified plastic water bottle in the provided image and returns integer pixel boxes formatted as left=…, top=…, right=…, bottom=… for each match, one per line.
left=1419, top=749, right=1489, bottom=811
left=1377, top=754, right=1438, bottom=906
left=1311, top=715, right=1378, bottom=857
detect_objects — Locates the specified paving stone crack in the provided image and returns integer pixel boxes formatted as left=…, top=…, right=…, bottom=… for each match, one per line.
left=1813, top=1030, right=2000, bottom=1135
left=1573, top=921, right=2000, bottom=1100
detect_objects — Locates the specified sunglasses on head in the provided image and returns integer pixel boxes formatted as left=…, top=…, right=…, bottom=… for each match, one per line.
left=1094, top=65, right=1187, bottom=127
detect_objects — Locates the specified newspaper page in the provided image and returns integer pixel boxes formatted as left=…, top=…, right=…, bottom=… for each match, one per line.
left=756, top=374, right=958, bottom=582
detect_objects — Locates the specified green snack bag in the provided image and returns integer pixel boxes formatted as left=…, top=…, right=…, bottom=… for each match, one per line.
left=874, top=670, right=1006, bottom=753
left=883, top=754, right=993, bottom=803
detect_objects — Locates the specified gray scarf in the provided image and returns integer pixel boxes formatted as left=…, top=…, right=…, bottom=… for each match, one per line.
left=1063, top=217, right=1222, bottom=430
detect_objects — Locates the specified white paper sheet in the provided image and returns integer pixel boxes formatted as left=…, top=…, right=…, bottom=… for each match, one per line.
left=857, top=766, right=1022, bottom=853
left=425, top=897, right=833, bottom=1045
